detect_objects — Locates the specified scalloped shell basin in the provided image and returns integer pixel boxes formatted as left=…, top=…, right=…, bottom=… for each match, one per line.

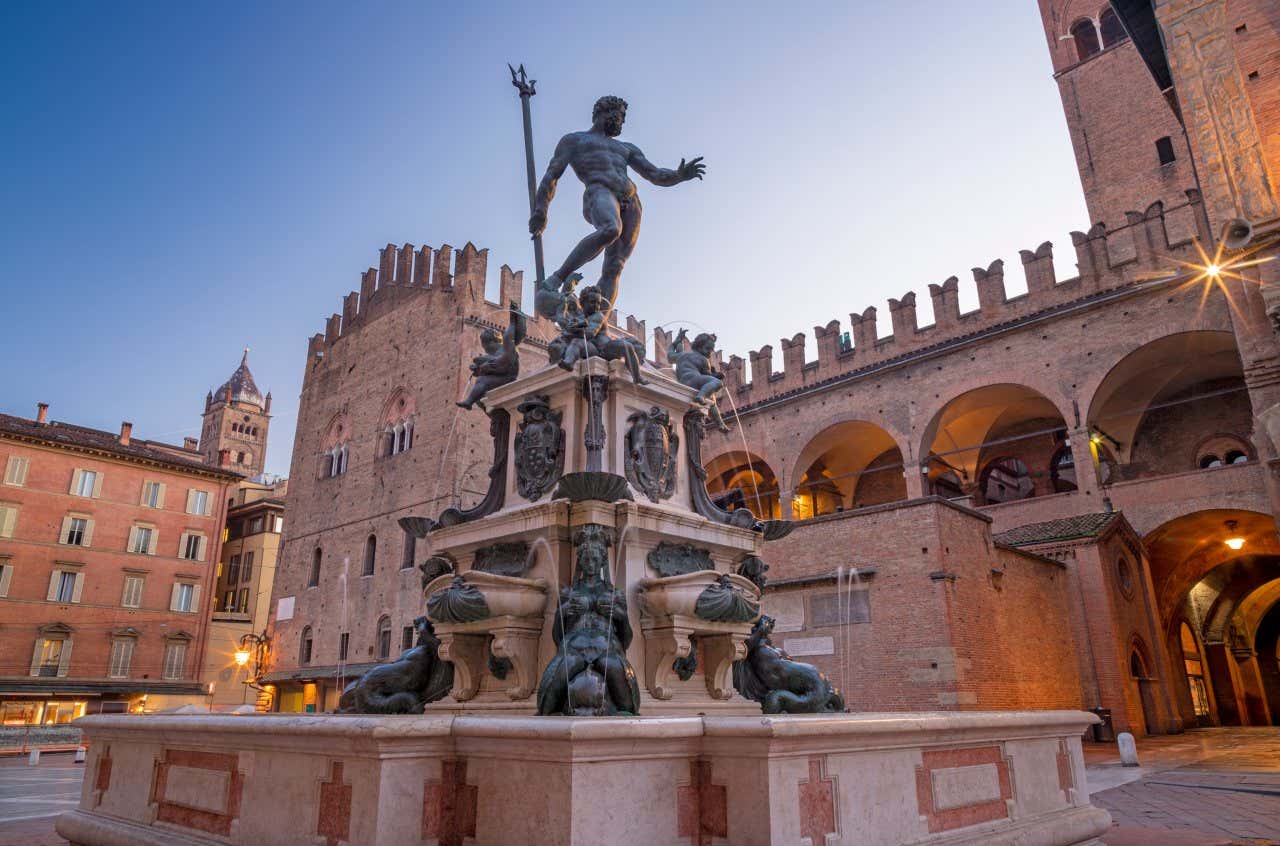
left=424, top=570, right=548, bottom=618
left=636, top=570, right=760, bottom=618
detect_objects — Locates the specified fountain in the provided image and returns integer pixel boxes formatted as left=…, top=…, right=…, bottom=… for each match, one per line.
left=57, top=80, right=1111, bottom=846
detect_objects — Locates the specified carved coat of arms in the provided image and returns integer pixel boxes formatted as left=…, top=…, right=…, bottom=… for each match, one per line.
left=625, top=406, right=679, bottom=503
left=514, top=394, right=564, bottom=501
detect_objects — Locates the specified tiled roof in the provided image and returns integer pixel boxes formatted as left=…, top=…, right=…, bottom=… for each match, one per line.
left=0, top=413, right=238, bottom=478
left=994, top=512, right=1120, bottom=547
left=214, top=350, right=265, bottom=408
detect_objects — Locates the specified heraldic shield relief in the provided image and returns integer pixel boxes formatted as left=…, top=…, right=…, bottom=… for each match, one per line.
left=514, top=394, right=565, bottom=501
left=625, top=406, right=679, bottom=503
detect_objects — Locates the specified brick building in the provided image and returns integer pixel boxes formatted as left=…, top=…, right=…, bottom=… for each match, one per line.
left=263, top=1, right=1280, bottom=734
left=0, top=405, right=240, bottom=724
left=198, top=350, right=272, bottom=478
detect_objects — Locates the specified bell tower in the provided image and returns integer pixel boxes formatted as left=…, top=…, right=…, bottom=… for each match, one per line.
left=200, top=349, right=272, bottom=478
left=1037, top=0, right=1197, bottom=229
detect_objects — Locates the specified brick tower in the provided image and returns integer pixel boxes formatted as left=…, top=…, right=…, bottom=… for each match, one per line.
left=200, top=349, right=271, bottom=477
left=1037, top=0, right=1198, bottom=229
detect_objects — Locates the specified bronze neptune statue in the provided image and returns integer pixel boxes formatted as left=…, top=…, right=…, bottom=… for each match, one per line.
left=530, top=96, right=705, bottom=318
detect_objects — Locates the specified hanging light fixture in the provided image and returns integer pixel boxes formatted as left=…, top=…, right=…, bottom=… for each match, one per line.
left=1224, top=520, right=1245, bottom=551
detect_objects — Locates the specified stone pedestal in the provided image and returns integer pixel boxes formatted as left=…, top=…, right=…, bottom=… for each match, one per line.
left=58, top=710, right=1111, bottom=846
left=415, top=359, right=767, bottom=716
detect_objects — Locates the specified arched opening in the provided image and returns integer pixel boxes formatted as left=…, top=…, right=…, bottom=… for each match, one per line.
left=308, top=548, right=322, bottom=587
left=1071, top=18, right=1101, bottom=61
left=299, top=626, right=313, bottom=666
left=1087, top=332, right=1252, bottom=483
left=791, top=421, right=906, bottom=519
left=1146, top=509, right=1280, bottom=726
left=1098, top=7, right=1127, bottom=47
left=363, top=534, right=377, bottom=576
left=703, top=451, right=782, bottom=519
left=1129, top=642, right=1160, bottom=735
left=920, top=384, right=1070, bottom=507
left=1178, top=621, right=1213, bottom=726
left=376, top=616, right=392, bottom=661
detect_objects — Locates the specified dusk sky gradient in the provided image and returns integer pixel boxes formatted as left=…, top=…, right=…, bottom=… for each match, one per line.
left=0, top=1, right=1090, bottom=477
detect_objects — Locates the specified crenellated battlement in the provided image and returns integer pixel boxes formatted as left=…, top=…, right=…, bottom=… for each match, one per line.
left=305, top=240, right=651, bottom=362
left=705, top=191, right=1212, bottom=410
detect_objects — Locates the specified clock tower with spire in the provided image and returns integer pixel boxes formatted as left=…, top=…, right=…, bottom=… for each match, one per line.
left=199, top=349, right=272, bottom=478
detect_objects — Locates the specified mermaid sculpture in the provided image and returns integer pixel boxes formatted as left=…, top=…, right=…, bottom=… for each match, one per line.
left=336, top=616, right=454, bottom=714
left=733, top=615, right=846, bottom=714
left=536, top=524, right=641, bottom=715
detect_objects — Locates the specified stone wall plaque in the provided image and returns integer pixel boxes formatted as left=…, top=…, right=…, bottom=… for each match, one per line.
left=781, top=636, right=834, bottom=656
left=810, top=591, right=870, bottom=626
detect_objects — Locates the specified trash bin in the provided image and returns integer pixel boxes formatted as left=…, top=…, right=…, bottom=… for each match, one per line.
left=1090, top=707, right=1114, bottom=742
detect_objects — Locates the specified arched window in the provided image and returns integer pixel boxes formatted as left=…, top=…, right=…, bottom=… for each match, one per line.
left=1226, top=450, right=1248, bottom=465
left=308, top=548, right=322, bottom=587
left=1050, top=447, right=1078, bottom=493
left=376, top=616, right=392, bottom=661
left=1179, top=623, right=1211, bottom=719
left=325, top=444, right=349, bottom=477
left=300, top=626, right=313, bottom=666
left=979, top=457, right=1034, bottom=505
left=1099, top=7, right=1126, bottom=47
left=1199, top=453, right=1223, bottom=469
left=363, top=534, right=377, bottom=576
left=1071, top=18, right=1101, bottom=61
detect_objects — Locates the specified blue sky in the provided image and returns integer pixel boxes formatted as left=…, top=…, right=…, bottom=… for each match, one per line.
left=0, top=1, right=1088, bottom=477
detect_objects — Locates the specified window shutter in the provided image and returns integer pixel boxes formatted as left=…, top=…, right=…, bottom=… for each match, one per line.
left=47, top=571, right=60, bottom=602
left=179, top=532, right=190, bottom=558
left=0, top=564, right=11, bottom=597
left=127, top=527, right=138, bottom=553
left=59, top=516, right=72, bottom=544
left=0, top=506, right=15, bottom=538
left=157, top=483, right=167, bottom=508
left=170, top=583, right=181, bottom=611
left=71, top=573, right=84, bottom=603
left=29, top=640, right=42, bottom=676
left=4, top=456, right=28, bottom=486
left=57, top=640, right=73, bottom=677
left=91, top=473, right=103, bottom=498
left=197, top=536, right=207, bottom=562
left=185, top=489, right=196, bottom=514
left=190, top=584, right=201, bottom=613
left=147, top=528, right=158, bottom=555
left=82, top=519, right=94, bottom=546
left=203, top=493, right=213, bottom=517
left=139, top=484, right=149, bottom=506
left=69, top=469, right=82, bottom=495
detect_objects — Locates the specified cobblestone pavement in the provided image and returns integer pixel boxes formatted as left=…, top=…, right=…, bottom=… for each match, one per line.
left=0, top=752, right=80, bottom=846
left=1086, top=728, right=1280, bottom=846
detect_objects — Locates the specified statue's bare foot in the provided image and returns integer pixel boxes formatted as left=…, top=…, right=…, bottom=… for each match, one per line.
left=456, top=400, right=472, bottom=410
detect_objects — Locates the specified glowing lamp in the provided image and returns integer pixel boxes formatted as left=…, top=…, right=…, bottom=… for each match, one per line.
left=1206, top=264, right=1221, bottom=277
left=1223, top=520, right=1245, bottom=551
left=234, top=649, right=251, bottom=667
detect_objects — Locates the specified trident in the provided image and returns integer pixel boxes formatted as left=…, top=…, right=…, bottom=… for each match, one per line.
left=509, top=63, right=546, bottom=284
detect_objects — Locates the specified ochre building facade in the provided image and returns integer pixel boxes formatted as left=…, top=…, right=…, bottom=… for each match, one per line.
left=264, top=1, right=1280, bottom=734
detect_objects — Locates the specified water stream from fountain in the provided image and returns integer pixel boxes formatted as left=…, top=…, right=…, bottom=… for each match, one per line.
left=527, top=535, right=571, bottom=713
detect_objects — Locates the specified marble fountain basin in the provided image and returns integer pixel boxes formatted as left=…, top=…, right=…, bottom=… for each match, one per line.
left=424, top=570, right=548, bottom=621
left=635, top=569, right=760, bottom=620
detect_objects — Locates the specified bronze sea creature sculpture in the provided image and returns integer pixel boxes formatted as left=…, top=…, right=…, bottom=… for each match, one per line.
left=733, top=615, right=846, bottom=714
left=336, top=617, right=454, bottom=714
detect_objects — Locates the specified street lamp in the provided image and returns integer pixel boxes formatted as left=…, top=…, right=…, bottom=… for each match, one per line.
left=1224, top=520, right=1245, bottom=551
left=235, top=632, right=270, bottom=704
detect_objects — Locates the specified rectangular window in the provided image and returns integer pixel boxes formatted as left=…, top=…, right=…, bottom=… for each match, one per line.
left=173, top=582, right=195, bottom=613
left=187, top=490, right=210, bottom=516
left=222, top=589, right=236, bottom=611
left=1156, top=136, right=1176, bottom=165
left=131, top=526, right=154, bottom=554
left=163, top=642, right=186, bottom=680
left=242, top=551, right=254, bottom=582
left=248, top=516, right=264, bottom=534
left=0, top=504, right=17, bottom=538
left=56, top=571, right=76, bottom=603
left=107, top=639, right=134, bottom=678
left=401, top=625, right=414, bottom=651
left=63, top=517, right=88, bottom=546
left=401, top=533, right=416, bottom=570
left=3, top=456, right=29, bottom=487
left=227, top=555, right=241, bottom=584
left=141, top=481, right=165, bottom=508
left=75, top=470, right=99, bottom=498
left=237, top=587, right=249, bottom=613
left=181, top=533, right=204, bottom=561
left=122, top=575, right=144, bottom=608
left=272, top=515, right=284, bottom=533
left=37, top=639, right=64, bottom=677
left=0, top=561, right=12, bottom=598
left=338, top=632, right=350, bottom=661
